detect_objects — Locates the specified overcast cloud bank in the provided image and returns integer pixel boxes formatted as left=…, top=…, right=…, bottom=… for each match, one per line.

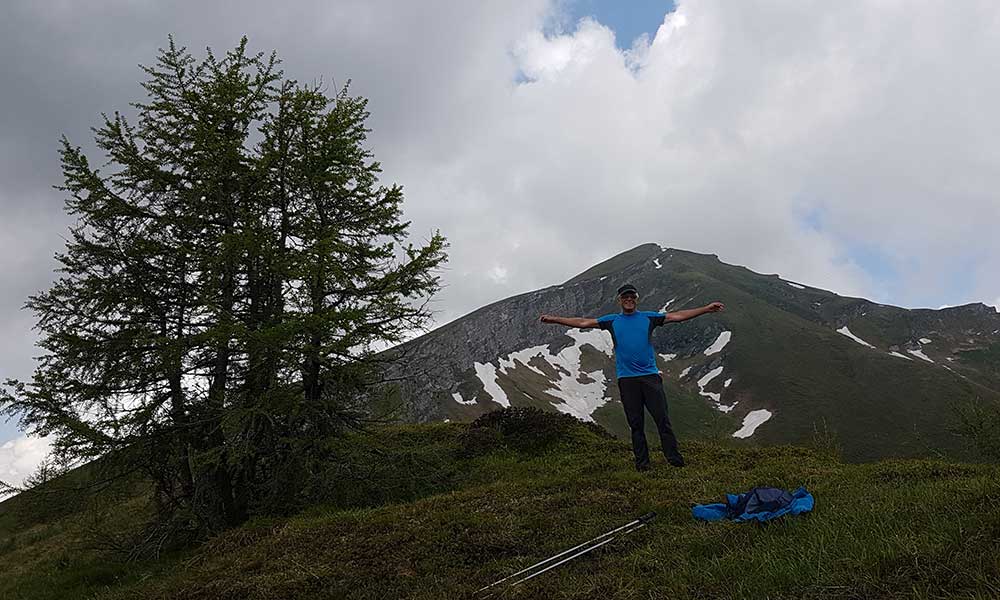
left=3, top=0, right=1000, bottom=484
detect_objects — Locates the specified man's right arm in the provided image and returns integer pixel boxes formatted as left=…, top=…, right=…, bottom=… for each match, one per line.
left=539, top=315, right=599, bottom=329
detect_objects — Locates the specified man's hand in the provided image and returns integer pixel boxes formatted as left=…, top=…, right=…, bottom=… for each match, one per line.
left=706, top=301, right=725, bottom=313
left=540, top=314, right=557, bottom=323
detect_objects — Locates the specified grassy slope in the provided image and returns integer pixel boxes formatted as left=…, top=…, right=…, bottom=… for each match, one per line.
left=4, top=421, right=1000, bottom=600
left=0, top=462, right=167, bottom=600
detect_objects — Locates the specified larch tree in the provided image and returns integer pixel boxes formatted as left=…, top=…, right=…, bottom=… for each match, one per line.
left=1, top=37, right=446, bottom=534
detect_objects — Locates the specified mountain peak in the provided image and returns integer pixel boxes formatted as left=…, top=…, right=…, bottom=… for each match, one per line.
left=564, top=243, right=722, bottom=285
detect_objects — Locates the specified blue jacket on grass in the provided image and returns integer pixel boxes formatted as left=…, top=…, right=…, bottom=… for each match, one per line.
left=692, top=486, right=814, bottom=522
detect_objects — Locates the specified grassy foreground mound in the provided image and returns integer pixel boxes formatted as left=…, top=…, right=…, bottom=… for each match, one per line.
left=3, top=409, right=1000, bottom=599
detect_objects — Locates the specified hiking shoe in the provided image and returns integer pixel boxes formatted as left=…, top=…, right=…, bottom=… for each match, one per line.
left=668, top=457, right=686, bottom=468
left=636, top=463, right=651, bottom=472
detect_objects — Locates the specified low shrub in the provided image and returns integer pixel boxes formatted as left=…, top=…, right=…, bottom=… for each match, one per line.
left=461, top=407, right=613, bottom=457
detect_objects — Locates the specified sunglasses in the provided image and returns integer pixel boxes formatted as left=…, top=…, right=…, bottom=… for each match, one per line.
left=619, top=294, right=638, bottom=300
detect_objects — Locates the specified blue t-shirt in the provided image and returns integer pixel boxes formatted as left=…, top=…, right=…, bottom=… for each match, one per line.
left=597, top=311, right=667, bottom=379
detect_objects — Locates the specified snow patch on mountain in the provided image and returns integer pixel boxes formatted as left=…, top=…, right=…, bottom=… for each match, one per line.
left=653, top=258, right=662, bottom=269
left=837, top=326, right=875, bottom=348
left=660, top=298, right=676, bottom=312
left=733, top=410, right=773, bottom=438
left=704, top=331, right=732, bottom=355
left=476, top=329, right=615, bottom=421
left=659, top=353, right=677, bottom=362
left=908, top=349, right=934, bottom=363
left=680, top=366, right=692, bottom=378
left=498, top=346, right=550, bottom=377
left=700, top=391, right=721, bottom=403
left=535, top=329, right=615, bottom=421
left=919, top=338, right=932, bottom=344
left=698, top=366, right=724, bottom=388
left=697, top=366, right=725, bottom=406
left=452, top=392, right=476, bottom=406
left=889, top=351, right=913, bottom=361
left=566, top=328, right=615, bottom=358
left=786, top=281, right=805, bottom=289
left=474, top=362, right=510, bottom=407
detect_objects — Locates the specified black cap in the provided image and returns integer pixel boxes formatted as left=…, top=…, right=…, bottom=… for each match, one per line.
left=617, top=284, right=638, bottom=297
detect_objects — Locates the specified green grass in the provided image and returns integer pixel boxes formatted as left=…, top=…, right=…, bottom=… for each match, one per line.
left=0, top=468, right=168, bottom=600
left=3, top=419, right=1000, bottom=599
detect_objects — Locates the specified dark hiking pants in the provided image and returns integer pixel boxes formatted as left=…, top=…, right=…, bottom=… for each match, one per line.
left=617, top=374, right=682, bottom=469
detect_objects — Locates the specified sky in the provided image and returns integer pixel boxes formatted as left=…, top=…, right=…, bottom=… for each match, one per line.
left=2, top=0, right=1000, bottom=487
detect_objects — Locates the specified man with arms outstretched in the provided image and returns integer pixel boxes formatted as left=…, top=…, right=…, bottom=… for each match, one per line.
left=540, top=284, right=724, bottom=471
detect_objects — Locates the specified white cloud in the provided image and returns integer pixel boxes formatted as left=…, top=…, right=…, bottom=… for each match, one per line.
left=382, top=0, right=1000, bottom=326
left=0, top=433, right=52, bottom=492
left=487, top=265, right=509, bottom=284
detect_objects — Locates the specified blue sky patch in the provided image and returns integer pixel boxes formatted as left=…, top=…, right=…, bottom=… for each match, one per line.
left=556, top=0, right=676, bottom=50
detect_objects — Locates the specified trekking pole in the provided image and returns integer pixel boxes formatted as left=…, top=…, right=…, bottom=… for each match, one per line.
left=475, top=512, right=656, bottom=596
left=508, top=529, right=625, bottom=587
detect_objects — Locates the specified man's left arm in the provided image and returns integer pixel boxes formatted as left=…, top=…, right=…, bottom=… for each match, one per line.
left=665, top=301, right=725, bottom=322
